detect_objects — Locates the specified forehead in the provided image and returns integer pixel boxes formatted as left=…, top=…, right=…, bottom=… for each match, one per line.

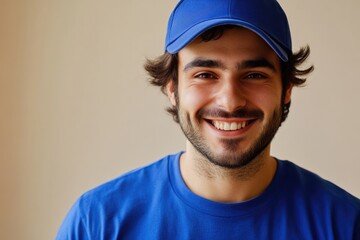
left=178, top=27, right=281, bottom=68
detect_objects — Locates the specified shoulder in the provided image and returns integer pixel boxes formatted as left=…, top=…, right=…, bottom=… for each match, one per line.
left=79, top=153, right=177, bottom=206
left=279, top=160, right=360, bottom=210
left=56, top=153, right=180, bottom=239
left=272, top=160, right=360, bottom=239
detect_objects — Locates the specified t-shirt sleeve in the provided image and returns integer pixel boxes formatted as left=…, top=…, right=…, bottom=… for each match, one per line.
left=56, top=198, right=89, bottom=240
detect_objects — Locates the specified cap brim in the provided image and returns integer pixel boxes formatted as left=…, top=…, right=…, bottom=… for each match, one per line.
left=166, top=18, right=288, bottom=62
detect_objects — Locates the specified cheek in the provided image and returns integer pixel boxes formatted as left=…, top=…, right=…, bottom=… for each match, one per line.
left=247, top=86, right=282, bottom=111
left=180, top=87, right=210, bottom=111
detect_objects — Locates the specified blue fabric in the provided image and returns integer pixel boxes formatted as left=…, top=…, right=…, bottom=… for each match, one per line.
left=165, top=0, right=291, bottom=61
left=56, top=152, right=360, bottom=239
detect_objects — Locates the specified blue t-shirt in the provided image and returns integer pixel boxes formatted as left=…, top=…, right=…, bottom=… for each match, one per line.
left=56, top=152, right=360, bottom=239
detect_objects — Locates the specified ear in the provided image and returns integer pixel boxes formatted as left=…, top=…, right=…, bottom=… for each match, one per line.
left=165, top=79, right=177, bottom=106
left=284, top=83, right=293, bottom=105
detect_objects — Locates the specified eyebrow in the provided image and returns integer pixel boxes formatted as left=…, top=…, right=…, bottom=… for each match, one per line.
left=183, top=57, right=277, bottom=72
left=237, top=58, right=276, bottom=72
left=183, top=58, right=225, bottom=72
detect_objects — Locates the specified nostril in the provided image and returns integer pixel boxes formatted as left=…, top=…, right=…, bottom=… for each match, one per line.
left=214, top=80, right=247, bottom=112
left=216, top=94, right=247, bottom=112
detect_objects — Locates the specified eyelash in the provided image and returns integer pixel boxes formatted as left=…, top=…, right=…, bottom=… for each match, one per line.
left=194, top=72, right=217, bottom=79
left=245, top=72, right=267, bottom=79
left=193, top=71, right=268, bottom=81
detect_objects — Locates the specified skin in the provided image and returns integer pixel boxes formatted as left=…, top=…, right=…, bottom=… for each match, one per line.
left=166, top=28, right=293, bottom=203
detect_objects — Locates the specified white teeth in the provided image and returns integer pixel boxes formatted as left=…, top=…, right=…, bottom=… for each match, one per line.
left=212, top=121, right=248, bottom=131
left=230, top=122, right=237, bottom=130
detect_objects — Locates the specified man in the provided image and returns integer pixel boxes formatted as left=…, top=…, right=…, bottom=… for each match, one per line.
left=57, top=0, right=360, bottom=239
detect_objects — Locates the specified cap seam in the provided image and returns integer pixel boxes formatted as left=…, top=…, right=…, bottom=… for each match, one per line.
left=228, top=0, right=232, bottom=16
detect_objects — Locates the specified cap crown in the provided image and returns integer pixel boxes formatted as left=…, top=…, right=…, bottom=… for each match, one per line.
left=165, top=0, right=291, bottom=61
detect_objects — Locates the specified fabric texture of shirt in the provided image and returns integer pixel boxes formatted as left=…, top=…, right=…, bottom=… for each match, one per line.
left=56, top=152, right=360, bottom=240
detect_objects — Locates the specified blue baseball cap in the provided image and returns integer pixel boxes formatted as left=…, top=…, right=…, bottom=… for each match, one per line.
left=165, top=0, right=292, bottom=62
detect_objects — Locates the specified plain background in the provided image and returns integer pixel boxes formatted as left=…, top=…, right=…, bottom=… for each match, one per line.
left=1, top=0, right=359, bottom=239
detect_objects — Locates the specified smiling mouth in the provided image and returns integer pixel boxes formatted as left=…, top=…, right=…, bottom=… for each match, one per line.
left=210, top=120, right=251, bottom=131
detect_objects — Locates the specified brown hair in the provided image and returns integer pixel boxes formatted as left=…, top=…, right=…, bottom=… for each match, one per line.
left=144, top=26, right=314, bottom=123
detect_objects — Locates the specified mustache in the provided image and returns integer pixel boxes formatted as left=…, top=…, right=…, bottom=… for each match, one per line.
left=197, top=108, right=264, bottom=119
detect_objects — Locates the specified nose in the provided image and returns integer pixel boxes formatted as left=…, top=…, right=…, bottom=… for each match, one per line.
left=215, top=78, right=246, bottom=112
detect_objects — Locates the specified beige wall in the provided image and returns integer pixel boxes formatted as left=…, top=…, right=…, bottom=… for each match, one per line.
left=1, top=0, right=359, bottom=239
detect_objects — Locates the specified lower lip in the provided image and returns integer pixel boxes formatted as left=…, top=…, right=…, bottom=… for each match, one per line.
left=205, top=120, right=255, bottom=138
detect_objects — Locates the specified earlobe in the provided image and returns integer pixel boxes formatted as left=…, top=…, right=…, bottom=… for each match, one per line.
left=166, top=80, right=177, bottom=106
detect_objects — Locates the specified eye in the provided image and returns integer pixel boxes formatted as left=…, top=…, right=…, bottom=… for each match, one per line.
left=245, top=72, right=266, bottom=79
left=194, top=72, right=217, bottom=80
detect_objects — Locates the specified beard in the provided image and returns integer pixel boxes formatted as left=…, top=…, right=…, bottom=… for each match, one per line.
left=178, top=104, right=283, bottom=169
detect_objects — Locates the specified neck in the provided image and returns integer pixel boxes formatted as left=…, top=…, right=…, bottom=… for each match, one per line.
left=180, top=142, right=277, bottom=203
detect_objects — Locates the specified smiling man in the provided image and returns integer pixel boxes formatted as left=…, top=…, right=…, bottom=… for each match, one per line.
left=57, top=0, right=360, bottom=239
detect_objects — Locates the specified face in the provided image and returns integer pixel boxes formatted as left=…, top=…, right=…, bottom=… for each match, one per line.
left=167, top=28, right=292, bottom=169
